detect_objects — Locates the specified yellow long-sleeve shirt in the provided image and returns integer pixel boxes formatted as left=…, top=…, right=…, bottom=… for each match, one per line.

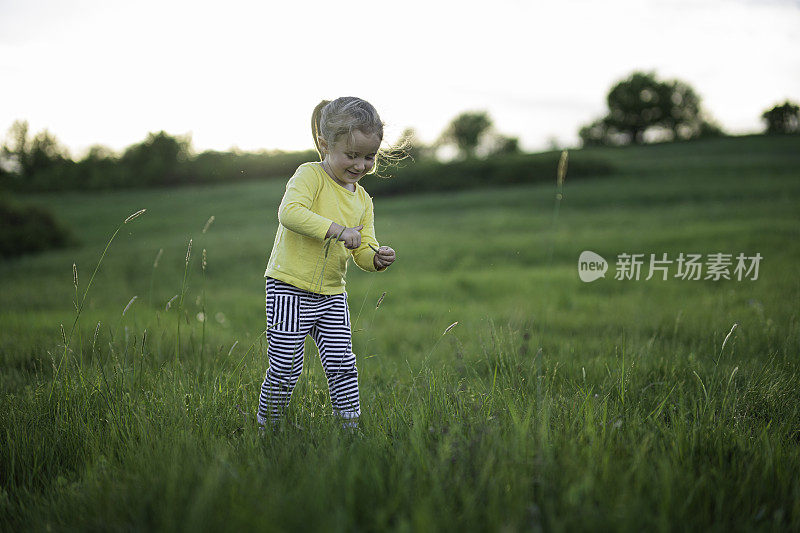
left=264, top=162, right=381, bottom=294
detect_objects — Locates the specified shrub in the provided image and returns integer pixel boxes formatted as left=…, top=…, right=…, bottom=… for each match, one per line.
left=761, top=101, right=800, bottom=135
left=0, top=197, right=73, bottom=259
left=365, top=151, right=614, bottom=196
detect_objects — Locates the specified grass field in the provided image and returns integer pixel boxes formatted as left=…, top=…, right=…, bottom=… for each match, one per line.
left=2, top=135, right=799, bottom=531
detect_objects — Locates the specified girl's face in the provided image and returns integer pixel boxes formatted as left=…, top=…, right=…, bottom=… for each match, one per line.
left=319, top=129, right=381, bottom=191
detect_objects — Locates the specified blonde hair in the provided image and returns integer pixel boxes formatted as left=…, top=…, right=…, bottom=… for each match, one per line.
left=311, top=97, right=390, bottom=174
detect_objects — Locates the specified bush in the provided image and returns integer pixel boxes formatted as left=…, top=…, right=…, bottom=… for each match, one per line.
left=366, top=151, right=614, bottom=196
left=762, top=101, right=800, bottom=135
left=0, top=197, right=73, bottom=259
left=181, top=150, right=318, bottom=186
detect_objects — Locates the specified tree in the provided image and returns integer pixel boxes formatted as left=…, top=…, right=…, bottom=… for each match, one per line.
left=579, top=118, right=613, bottom=147
left=28, top=130, right=69, bottom=176
left=440, top=111, right=493, bottom=158
left=761, top=101, right=800, bottom=134
left=580, top=71, right=721, bottom=146
left=659, top=79, right=701, bottom=140
left=85, top=144, right=116, bottom=160
left=487, top=133, right=520, bottom=156
left=2, top=120, right=31, bottom=177
left=605, top=71, right=667, bottom=144
left=120, top=131, right=192, bottom=185
left=1, top=120, right=69, bottom=182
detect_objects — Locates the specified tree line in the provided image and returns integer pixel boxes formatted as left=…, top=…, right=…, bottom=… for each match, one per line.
left=1, top=70, right=797, bottom=193
left=0, top=110, right=524, bottom=193
left=0, top=122, right=320, bottom=192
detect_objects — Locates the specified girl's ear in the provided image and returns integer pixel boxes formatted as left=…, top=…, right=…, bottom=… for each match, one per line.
left=317, top=135, right=329, bottom=156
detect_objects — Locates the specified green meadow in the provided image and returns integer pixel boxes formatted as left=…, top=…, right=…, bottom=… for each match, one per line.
left=1, top=135, right=799, bottom=531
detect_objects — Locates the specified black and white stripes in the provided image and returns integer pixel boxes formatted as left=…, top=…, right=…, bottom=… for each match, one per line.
left=272, top=294, right=300, bottom=333
left=258, top=277, right=361, bottom=426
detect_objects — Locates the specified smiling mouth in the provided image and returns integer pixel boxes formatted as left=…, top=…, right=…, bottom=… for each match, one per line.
left=347, top=170, right=361, bottom=177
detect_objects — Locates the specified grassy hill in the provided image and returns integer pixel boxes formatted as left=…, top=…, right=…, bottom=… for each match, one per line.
left=1, top=134, right=799, bottom=530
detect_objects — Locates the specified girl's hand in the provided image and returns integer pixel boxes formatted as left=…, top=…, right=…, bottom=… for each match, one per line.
left=373, top=246, right=395, bottom=270
left=338, top=225, right=363, bottom=249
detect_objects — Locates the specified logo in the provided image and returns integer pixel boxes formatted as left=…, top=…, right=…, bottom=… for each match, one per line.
left=578, top=251, right=608, bottom=282
left=577, top=251, right=762, bottom=282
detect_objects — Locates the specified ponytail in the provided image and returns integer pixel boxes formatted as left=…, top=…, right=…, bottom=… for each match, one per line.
left=311, top=100, right=330, bottom=160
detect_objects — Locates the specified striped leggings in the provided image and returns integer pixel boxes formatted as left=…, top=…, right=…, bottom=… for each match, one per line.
left=257, top=277, right=361, bottom=426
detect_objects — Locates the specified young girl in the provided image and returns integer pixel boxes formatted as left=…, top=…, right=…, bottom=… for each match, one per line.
left=257, top=97, right=396, bottom=430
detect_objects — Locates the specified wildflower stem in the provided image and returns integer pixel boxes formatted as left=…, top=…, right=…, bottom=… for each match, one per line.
left=176, top=238, right=192, bottom=364
left=200, top=249, right=207, bottom=368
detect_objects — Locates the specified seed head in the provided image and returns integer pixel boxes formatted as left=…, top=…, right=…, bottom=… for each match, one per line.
left=185, top=238, right=193, bottom=265
left=92, top=321, right=101, bottom=348
left=557, top=150, right=568, bottom=187
left=72, top=263, right=78, bottom=289
left=122, top=296, right=138, bottom=316
left=227, top=340, right=239, bottom=356
left=165, top=294, right=178, bottom=311
left=153, top=248, right=163, bottom=269
left=375, top=291, right=387, bottom=309
left=124, top=209, right=146, bottom=224
left=202, top=216, right=215, bottom=234
left=202, top=249, right=207, bottom=270
left=443, top=321, right=459, bottom=335
left=720, top=321, right=740, bottom=353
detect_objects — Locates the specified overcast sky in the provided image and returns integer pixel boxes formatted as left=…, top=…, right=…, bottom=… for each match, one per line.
left=1, top=0, right=798, bottom=156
